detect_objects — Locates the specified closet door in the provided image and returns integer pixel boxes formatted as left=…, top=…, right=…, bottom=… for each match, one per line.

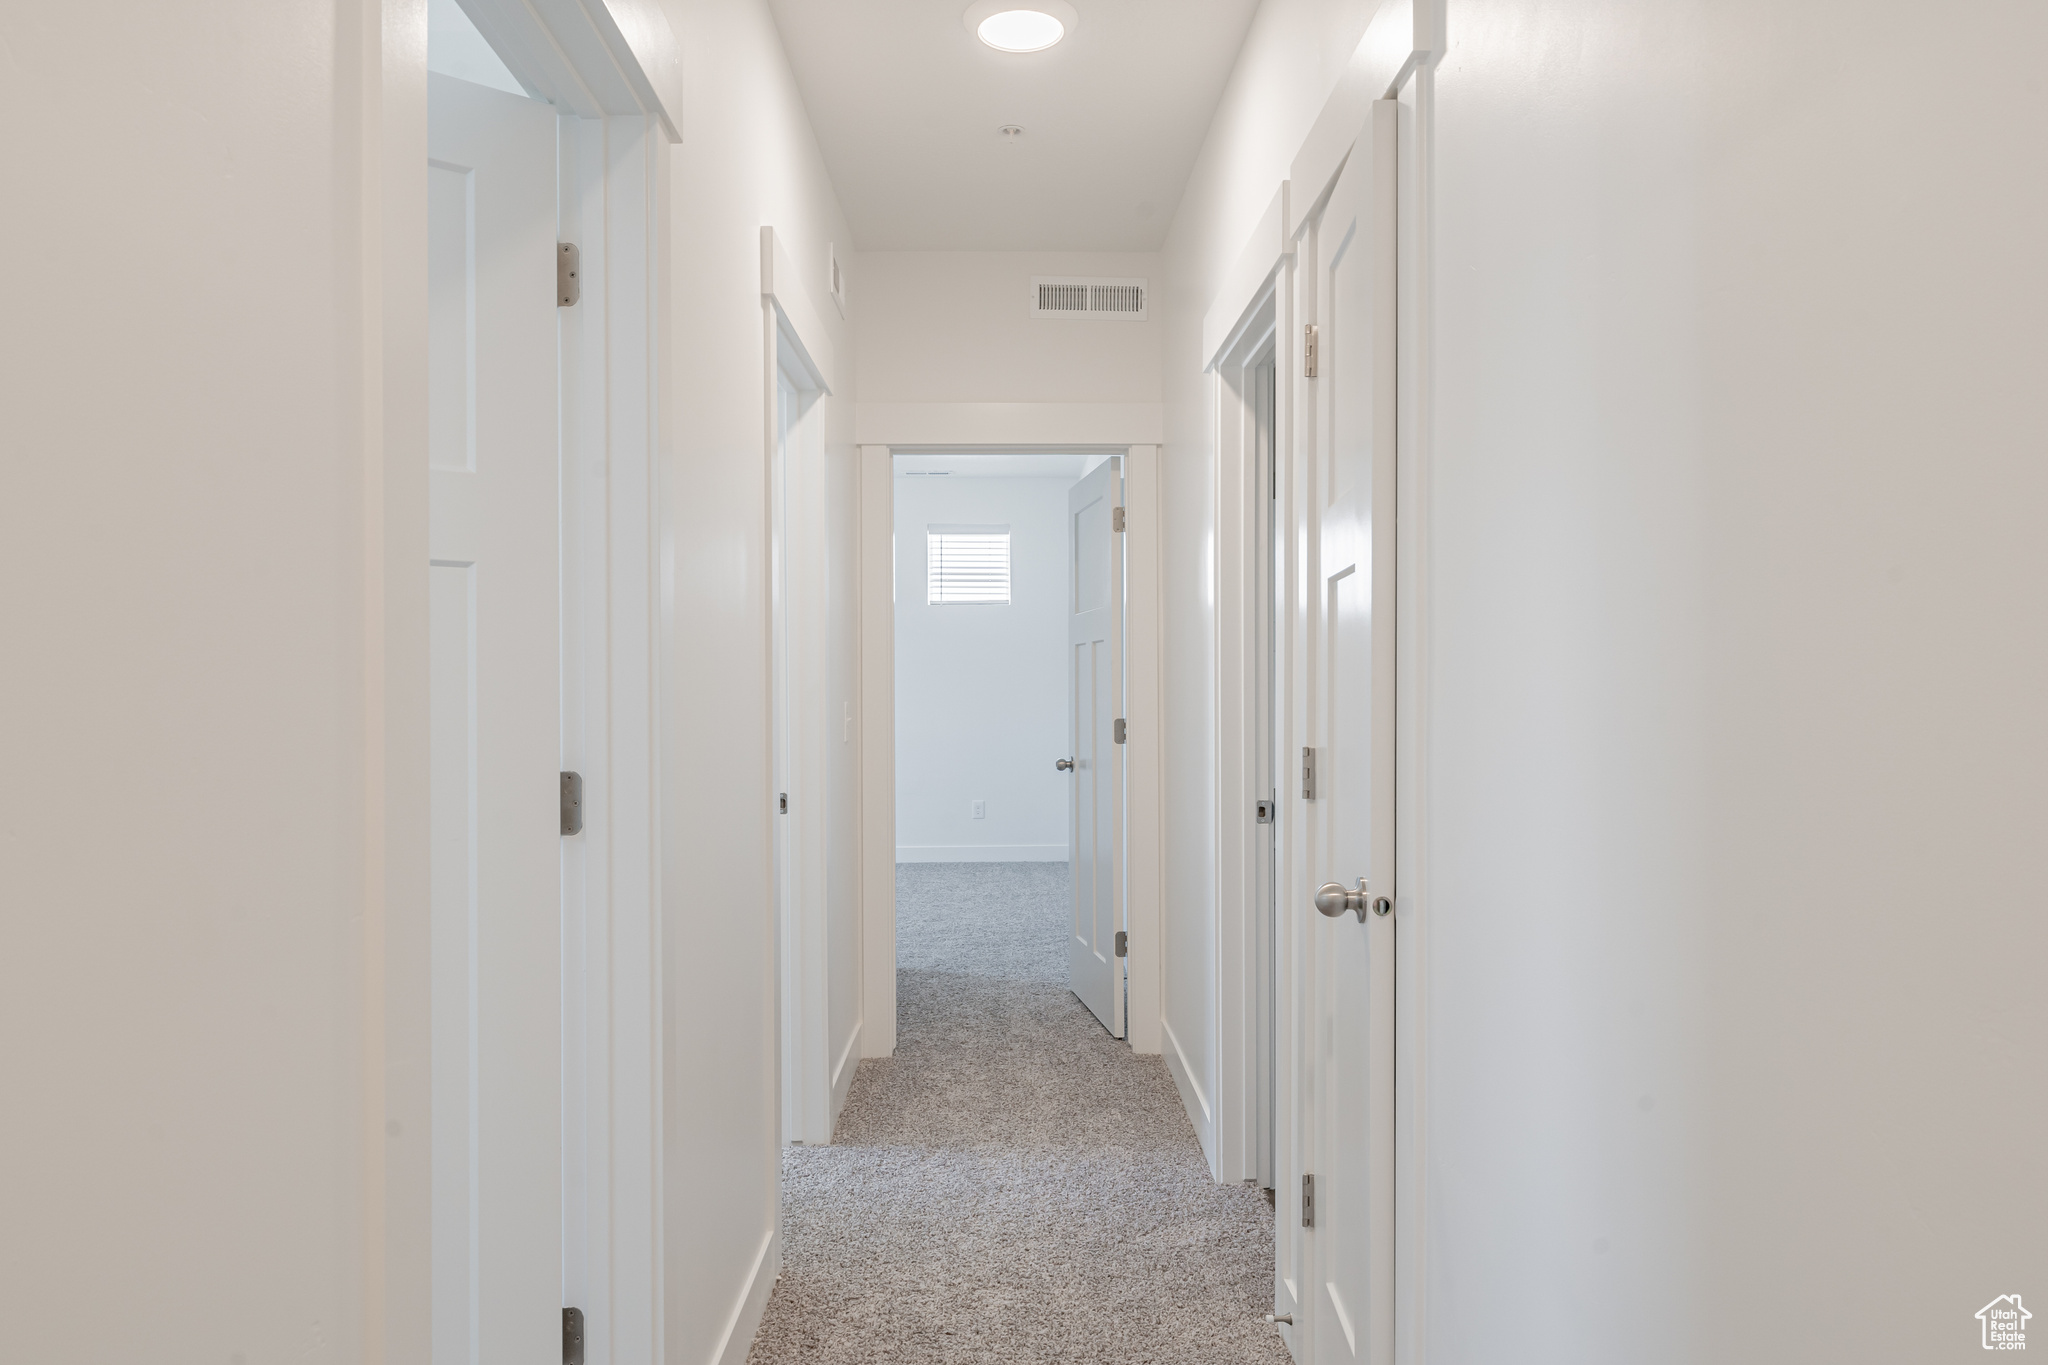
left=1304, top=100, right=1398, bottom=1365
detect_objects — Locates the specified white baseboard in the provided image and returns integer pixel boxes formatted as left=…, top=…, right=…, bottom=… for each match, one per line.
left=1162, top=1018, right=1218, bottom=1177
left=711, top=1222, right=779, bottom=1365
left=895, top=843, right=1069, bottom=863
left=829, top=1018, right=861, bottom=1135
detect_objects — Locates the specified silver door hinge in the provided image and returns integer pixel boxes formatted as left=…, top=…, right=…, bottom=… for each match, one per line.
left=1302, top=747, right=1317, bottom=800
left=563, top=1308, right=584, bottom=1365
left=778, top=792, right=788, bottom=814
left=1302, top=1173, right=1316, bottom=1228
left=1113, top=718, right=1127, bottom=744
left=561, top=772, right=583, bottom=835
left=1115, top=930, right=1127, bottom=957
left=558, top=242, right=580, bottom=306
left=1255, top=798, right=1275, bottom=824
left=1112, top=506, right=1126, bottom=532
left=1304, top=323, right=1319, bottom=378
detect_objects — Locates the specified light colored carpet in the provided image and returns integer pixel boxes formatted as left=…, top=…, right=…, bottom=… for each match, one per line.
left=745, top=861, right=1289, bottom=1364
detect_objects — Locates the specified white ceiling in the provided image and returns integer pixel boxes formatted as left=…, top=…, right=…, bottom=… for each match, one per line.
left=766, top=0, right=1261, bottom=251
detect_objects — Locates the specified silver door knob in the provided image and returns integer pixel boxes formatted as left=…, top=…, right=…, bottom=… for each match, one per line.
left=1315, top=878, right=1390, bottom=922
left=1055, top=758, right=1074, bottom=771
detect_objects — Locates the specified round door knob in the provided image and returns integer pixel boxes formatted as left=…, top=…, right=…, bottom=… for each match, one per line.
left=1055, top=758, right=1074, bottom=771
left=1315, top=879, right=1370, bottom=922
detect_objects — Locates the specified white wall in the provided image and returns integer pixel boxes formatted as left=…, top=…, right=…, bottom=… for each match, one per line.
left=855, top=251, right=1162, bottom=404
left=895, top=474, right=1073, bottom=861
left=1424, top=1, right=2048, bottom=1357
left=658, top=0, right=857, bottom=1355
left=1168, top=0, right=2048, bottom=1351
left=854, top=248, right=1163, bottom=865
left=0, top=1, right=430, bottom=1358
left=1156, top=0, right=1383, bottom=1170
left=0, top=3, right=861, bottom=1361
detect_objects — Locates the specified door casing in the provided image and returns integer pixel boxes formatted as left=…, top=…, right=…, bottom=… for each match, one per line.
left=764, top=226, right=862, bottom=1151
left=855, top=439, right=1166, bottom=1060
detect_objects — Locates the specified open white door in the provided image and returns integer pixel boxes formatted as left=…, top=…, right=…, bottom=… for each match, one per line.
left=427, top=72, right=563, bottom=1365
left=1066, top=457, right=1125, bottom=1037
left=1305, top=101, right=1398, bottom=1365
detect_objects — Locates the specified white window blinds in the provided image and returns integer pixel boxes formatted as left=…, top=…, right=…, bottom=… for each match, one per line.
left=926, top=528, right=1010, bottom=605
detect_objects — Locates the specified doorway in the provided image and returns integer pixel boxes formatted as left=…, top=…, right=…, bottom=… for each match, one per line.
left=890, top=450, right=1124, bottom=1032
left=772, top=340, right=856, bottom=1148
left=425, top=1, right=670, bottom=1358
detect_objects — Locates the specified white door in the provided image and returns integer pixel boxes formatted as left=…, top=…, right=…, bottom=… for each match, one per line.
left=1306, top=101, right=1397, bottom=1365
left=1066, top=457, right=1125, bottom=1037
left=428, top=72, right=563, bottom=1365
left=773, top=365, right=830, bottom=1144
left=772, top=373, right=796, bottom=1140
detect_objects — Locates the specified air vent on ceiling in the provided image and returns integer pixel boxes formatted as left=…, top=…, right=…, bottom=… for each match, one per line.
left=1032, top=276, right=1147, bottom=320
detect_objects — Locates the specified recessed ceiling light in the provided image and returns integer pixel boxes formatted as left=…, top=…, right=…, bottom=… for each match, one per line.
left=998, top=124, right=1025, bottom=140
left=963, top=1, right=1077, bottom=53
left=979, top=11, right=1062, bottom=51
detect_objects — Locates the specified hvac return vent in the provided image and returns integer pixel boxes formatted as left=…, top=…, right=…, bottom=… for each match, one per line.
left=1032, top=276, right=1147, bottom=320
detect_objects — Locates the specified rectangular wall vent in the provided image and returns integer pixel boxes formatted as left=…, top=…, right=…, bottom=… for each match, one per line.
left=1032, top=276, right=1148, bottom=320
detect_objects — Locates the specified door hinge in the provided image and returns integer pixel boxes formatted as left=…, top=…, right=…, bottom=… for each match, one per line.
left=1113, top=717, right=1127, bottom=744
left=1255, top=798, right=1275, bottom=824
left=563, top=1307, right=584, bottom=1365
left=1302, top=747, right=1317, bottom=800
left=1304, top=323, right=1319, bottom=378
left=558, top=242, right=580, bottom=306
left=1115, top=930, right=1127, bottom=957
left=1302, top=1173, right=1316, bottom=1228
left=1112, top=505, right=1126, bottom=532
left=778, top=792, right=788, bottom=814
left=560, top=772, right=583, bottom=835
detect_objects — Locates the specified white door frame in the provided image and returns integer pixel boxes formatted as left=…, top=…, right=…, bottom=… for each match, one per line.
left=1387, top=52, right=1436, bottom=1365
left=1210, top=260, right=1287, bottom=1188
left=370, top=3, right=675, bottom=1360
left=432, top=5, right=676, bottom=1361
left=856, top=438, right=1165, bottom=1058
left=763, top=227, right=847, bottom=1146
left=1201, top=2, right=1439, bottom=1358
left=556, top=110, right=669, bottom=1365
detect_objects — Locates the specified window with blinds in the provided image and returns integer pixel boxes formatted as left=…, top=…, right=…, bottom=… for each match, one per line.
left=926, top=527, right=1010, bottom=605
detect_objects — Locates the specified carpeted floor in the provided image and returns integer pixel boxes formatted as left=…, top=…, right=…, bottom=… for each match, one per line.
left=745, top=861, right=1289, bottom=1364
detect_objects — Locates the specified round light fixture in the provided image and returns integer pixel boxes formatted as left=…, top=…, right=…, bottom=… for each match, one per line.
left=979, top=10, right=1062, bottom=51
left=963, top=0, right=1077, bottom=53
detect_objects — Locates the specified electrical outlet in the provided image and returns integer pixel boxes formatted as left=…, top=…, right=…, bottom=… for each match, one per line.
left=971, top=800, right=986, bottom=820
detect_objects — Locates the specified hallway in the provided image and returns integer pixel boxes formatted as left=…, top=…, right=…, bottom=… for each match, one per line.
left=748, top=863, right=1286, bottom=1364
left=11, top=2, right=2048, bottom=1360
